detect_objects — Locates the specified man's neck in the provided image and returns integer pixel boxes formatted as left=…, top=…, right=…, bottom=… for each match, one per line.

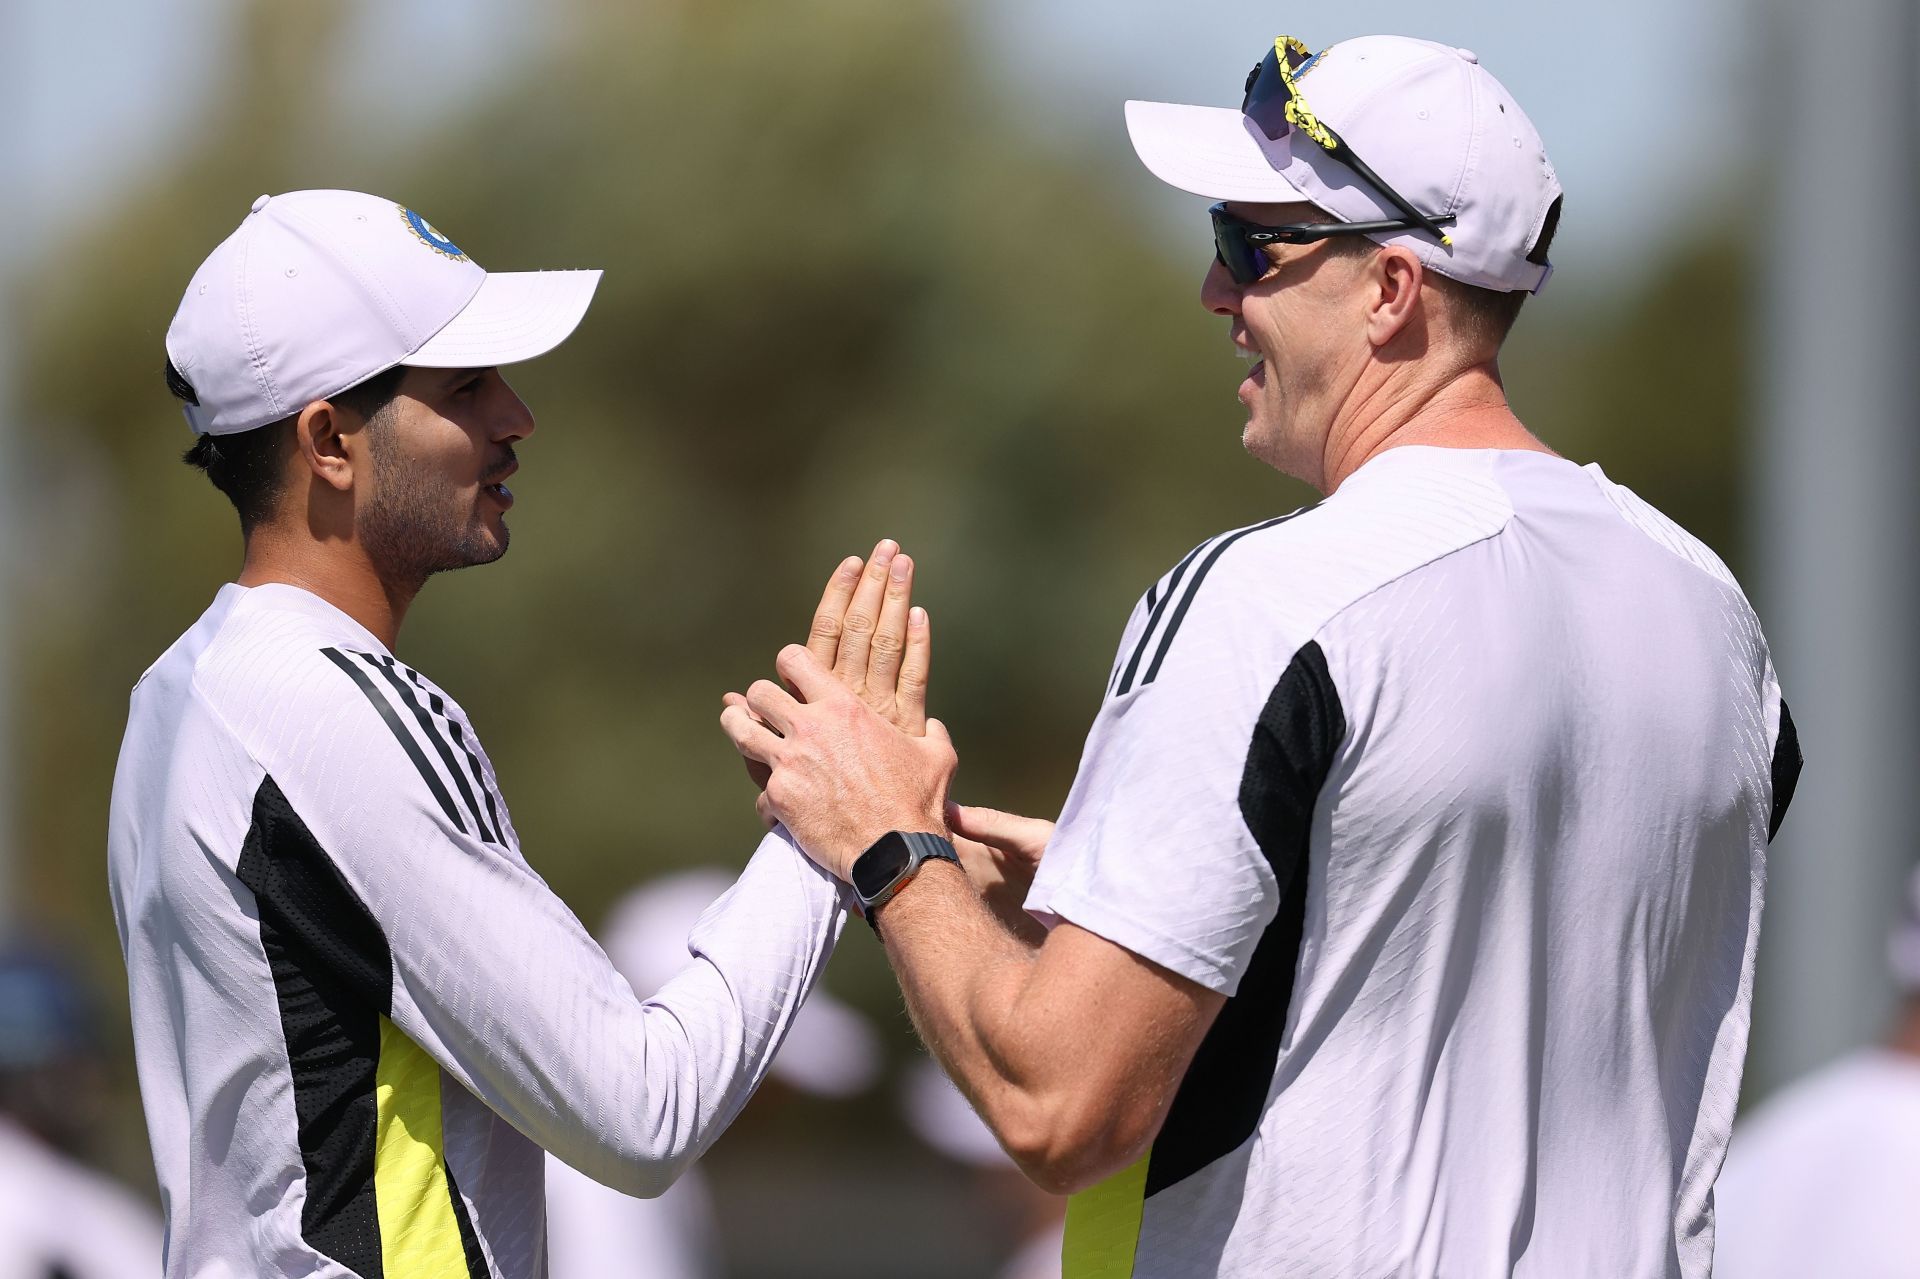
left=236, top=533, right=418, bottom=651
left=1319, top=360, right=1553, bottom=493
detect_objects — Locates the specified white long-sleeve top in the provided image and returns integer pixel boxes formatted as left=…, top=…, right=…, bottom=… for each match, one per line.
left=107, top=582, right=844, bottom=1279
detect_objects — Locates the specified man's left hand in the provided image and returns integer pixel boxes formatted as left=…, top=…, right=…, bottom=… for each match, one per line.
left=721, top=645, right=957, bottom=880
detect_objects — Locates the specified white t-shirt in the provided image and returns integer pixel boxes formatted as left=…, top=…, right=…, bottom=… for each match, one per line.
left=0, top=1116, right=163, bottom=1279
left=1713, top=1048, right=1920, bottom=1278
left=1027, top=447, right=1799, bottom=1279
left=106, top=582, right=845, bottom=1279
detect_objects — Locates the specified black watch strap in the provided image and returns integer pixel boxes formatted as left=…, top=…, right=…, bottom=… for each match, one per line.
left=851, top=831, right=960, bottom=930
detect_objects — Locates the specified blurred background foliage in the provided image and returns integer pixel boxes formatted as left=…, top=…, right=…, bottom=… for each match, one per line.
left=11, top=1, right=1750, bottom=1273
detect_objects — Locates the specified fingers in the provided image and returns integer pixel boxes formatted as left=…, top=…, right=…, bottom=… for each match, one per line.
left=806, top=556, right=865, bottom=667
left=773, top=644, right=843, bottom=704
left=947, top=800, right=1053, bottom=864
left=743, top=678, right=802, bottom=736
left=720, top=701, right=784, bottom=765
left=896, top=606, right=931, bottom=735
left=865, top=552, right=914, bottom=703
left=721, top=693, right=772, bottom=788
left=833, top=539, right=899, bottom=686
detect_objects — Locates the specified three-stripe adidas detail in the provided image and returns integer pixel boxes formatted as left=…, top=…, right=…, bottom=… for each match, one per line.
left=1110, top=507, right=1318, bottom=699
left=322, top=648, right=506, bottom=846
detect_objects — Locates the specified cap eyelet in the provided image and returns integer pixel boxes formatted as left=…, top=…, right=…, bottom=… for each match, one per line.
left=1417, top=109, right=1430, bottom=120
left=284, top=267, right=299, bottom=277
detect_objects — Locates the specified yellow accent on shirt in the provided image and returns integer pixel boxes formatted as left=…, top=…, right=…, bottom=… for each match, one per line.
left=1062, top=1152, right=1150, bottom=1278
left=375, top=1016, right=472, bottom=1277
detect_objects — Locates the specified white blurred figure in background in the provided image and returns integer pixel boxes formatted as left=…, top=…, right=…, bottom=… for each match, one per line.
left=0, top=948, right=163, bottom=1279
left=902, top=1059, right=1063, bottom=1279
left=546, top=871, right=881, bottom=1279
left=1713, top=860, right=1920, bottom=1277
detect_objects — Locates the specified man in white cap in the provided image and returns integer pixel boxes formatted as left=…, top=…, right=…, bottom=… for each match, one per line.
left=1711, top=860, right=1920, bottom=1277
left=107, top=191, right=885, bottom=1279
left=723, top=35, right=1802, bottom=1277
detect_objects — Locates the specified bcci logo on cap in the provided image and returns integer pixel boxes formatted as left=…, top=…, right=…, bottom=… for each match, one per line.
left=399, top=206, right=468, bottom=262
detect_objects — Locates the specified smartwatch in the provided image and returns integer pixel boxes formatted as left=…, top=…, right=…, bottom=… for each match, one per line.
left=851, top=831, right=960, bottom=928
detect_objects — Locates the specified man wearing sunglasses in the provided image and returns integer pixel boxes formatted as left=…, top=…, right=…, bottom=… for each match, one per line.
left=726, top=34, right=1800, bottom=1278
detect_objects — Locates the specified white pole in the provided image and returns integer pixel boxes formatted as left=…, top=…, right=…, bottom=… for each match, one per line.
left=1751, top=0, right=1920, bottom=1094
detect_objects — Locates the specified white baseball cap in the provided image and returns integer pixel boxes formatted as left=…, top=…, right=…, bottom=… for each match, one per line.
left=1126, top=35, right=1562, bottom=294
left=165, top=189, right=602, bottom=436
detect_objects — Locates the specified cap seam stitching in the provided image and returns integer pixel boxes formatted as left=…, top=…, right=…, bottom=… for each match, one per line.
left=234, top=233, right=283, bottom=423
left=1445, top=65, right=1480, bottom=226
left=274, top=201, right=433, bottom=359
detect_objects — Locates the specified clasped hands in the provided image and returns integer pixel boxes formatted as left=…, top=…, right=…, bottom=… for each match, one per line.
left=719, top=541, right=1049, bottom=923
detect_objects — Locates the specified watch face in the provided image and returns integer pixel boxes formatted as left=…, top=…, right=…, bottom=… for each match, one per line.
left=852, top=833, right=913, bottom=900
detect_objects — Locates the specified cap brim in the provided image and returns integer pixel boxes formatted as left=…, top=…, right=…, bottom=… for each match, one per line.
left=405, top=268, right=601, bottom=368
left=1125, top=100, right=1316, bottom=205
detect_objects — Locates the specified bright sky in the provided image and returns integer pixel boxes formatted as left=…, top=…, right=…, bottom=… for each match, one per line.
left=12, top=0, right=1758, bottom=293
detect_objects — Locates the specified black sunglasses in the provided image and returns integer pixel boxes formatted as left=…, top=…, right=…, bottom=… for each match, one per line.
left=1230, top=36, right=1454, bottom=269
left=1210, top=202, right=1457, bottom=287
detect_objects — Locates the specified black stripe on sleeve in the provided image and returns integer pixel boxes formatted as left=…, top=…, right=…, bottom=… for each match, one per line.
left=1768, top=698, right=1803, bottom=843
left=237, top=774, right=392, bottom=1277
left=323, top=648, right=469, bottom=836
left=404, top=668, right=504, bottom=847
left=443, top=1160, right=491, bottom=1278
left=1145, top=640, right=1344, bottom=1197
left=1110, top=581, right=1169, bottom=696
left=365, top=656, right=498, bottom=845
left=1139, top=509, right=1314, bottom=689
left=1114, top=539, right=1214, bottom=698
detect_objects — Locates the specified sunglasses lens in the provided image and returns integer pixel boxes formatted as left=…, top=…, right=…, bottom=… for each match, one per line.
left=1241, top=46, right=1293, bottom=142
left=1210, top=206, right=1264, bottom=286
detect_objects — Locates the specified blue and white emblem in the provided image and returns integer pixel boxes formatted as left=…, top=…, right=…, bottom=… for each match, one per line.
left=399, top=206, right=468, bottom=261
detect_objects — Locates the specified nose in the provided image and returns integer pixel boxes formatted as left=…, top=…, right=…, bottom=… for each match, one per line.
left=490, top=371, right=536, bottom=443
left=1200, top=256, right=1242, bottom=317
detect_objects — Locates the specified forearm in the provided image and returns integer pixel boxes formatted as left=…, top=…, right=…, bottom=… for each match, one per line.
left=631, top=827, right=846, bottom=1171
left=874, top=859, right=1121, bottom=1191
left=956, top=843, right=1049, bottom=948
left=466, top=828, right=845, bottom=1196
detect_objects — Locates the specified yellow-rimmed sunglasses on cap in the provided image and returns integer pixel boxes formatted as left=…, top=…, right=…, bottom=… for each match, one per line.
left=1212, top=34, right=1455, bottom=287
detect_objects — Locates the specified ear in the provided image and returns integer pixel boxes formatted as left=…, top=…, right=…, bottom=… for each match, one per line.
left=1364, top=246, right=1425, bottom=348
left=293, top=400, right=357, bottom=494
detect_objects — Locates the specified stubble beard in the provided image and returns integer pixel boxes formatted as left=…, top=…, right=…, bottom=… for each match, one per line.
left=358, top=419, right=507, bottom=592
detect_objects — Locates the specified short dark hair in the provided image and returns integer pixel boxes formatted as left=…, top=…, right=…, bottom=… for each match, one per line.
left=1321, top=196, right=1562, bottom=351
left=171, top=363, right=409, bottom=532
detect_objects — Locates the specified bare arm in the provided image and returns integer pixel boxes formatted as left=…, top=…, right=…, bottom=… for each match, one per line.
left=876, top=863, right=1223, bottom=1193
left=722, top=644, right=1224, bottom=1192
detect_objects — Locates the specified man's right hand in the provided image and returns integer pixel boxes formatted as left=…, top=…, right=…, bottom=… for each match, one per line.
left=727, top=545, right=1052, bottom=939
left=723, top=539, right=929, bottom=818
